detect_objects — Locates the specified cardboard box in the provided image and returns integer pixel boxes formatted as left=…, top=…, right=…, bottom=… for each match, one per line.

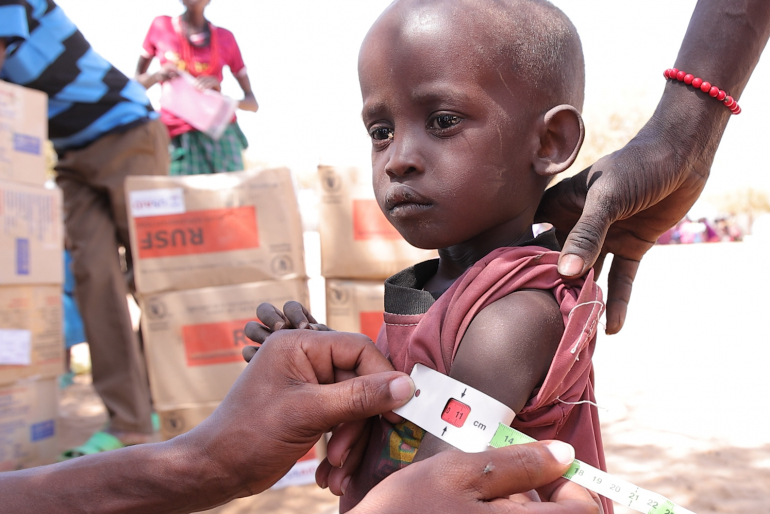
left=126, top=168, right=306, bottom=295
left=141, top=279, right=310, bottom=411
left=0, top=180, right=63, bottom=285
left=318, top=165, right=437, bottom=280
left=0, top=286, right=64, bottom=386
left=0, top=378, right=58, bottom=471
left=325, top=279, right=385, bottom=343
left=157, top=402, right=219, bottom=441
left=0, top=81, right=47, bottom=187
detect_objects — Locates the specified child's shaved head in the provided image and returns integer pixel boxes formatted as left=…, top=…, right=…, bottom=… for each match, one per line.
left=368, top=0, right=584, bottom=110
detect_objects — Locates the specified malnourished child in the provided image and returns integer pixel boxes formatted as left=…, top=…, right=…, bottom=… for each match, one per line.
left=330, top=0, right=611, bottom=512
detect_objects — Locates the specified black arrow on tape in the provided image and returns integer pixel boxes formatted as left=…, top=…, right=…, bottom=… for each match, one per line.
left=461, top=388, right=467, bottom=398
left=442, top=427, right=447, bottom=436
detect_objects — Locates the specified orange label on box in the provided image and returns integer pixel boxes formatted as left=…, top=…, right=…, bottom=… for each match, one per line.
left=359, top=311, right=384, bottom=342
left=353, top=199, right=402, bottom=240
left=182, top=318, right=253, bottom=367
left=135, top=206, right=259, bottom=258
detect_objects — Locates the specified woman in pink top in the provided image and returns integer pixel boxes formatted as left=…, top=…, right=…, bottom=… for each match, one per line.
left=135, top=0, right=258, bottom=175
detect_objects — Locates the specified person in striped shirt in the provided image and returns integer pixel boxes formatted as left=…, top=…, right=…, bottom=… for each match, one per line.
left=1, top=0, right=168, bottom=457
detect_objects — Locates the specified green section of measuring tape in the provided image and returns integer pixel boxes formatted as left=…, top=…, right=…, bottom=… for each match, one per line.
left=490, top=424, right=696, bottom=514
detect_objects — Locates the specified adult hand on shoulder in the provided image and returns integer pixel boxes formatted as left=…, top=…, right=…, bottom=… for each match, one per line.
left=178, top=329, right=415, bottom=498
left=352, top=441, right=600, bottom=514
left=536, top=115, right=709, bottom=335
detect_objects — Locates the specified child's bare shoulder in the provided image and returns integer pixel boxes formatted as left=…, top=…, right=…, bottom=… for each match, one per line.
left=450, top=288, right=563, bottom=414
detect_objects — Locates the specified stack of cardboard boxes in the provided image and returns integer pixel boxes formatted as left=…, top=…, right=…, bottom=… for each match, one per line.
left=318, top=165, right=437, bottom=341
left=0, top=80, right=64, bottom=470
left=125, top=168, right=309, bottom=441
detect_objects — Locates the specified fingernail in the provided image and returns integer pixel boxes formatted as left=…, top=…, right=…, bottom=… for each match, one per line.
left=558, top=254, right=584, bottom=276
left=339, top=449, right=350, bottom=468
left=319, top=476, right=328, bottom=489
left=299, top=321, right=309, bottom=330
left=341, top=476, right=351, bottom=496
left=545, top=440, right=575, bottom=466
left=273, top=321, right=285, bottom=331
left=389, top=376, right=415, bottom=402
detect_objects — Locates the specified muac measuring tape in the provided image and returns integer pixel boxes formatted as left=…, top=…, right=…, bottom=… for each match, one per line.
left=393, top=364, right=696, bottom=514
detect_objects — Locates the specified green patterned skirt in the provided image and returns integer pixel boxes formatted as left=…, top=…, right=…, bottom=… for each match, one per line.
left=169, top=122, right=249, bottom=176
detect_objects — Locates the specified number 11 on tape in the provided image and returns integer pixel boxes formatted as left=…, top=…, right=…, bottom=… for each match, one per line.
left=394, top=364, right=696, bottom=514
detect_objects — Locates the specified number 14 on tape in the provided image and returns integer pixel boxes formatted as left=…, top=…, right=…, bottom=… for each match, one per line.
left=394, top=364, right=696, bottom=514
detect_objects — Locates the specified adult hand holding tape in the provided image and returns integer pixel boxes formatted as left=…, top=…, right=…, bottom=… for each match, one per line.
left=351, top=441, right=600, bottom=514
left=0, top=329, right=600, bottom=513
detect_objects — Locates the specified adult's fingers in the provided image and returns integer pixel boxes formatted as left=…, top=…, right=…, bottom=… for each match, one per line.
left=604, top=255, right=640, bottom=335
left=256, top=303, right=289, bottom=331
left=305, top=372, right=414, bottom=429
left=298, top=331, right=398, bottom=384
left=557, top=190, right=617, bottom=279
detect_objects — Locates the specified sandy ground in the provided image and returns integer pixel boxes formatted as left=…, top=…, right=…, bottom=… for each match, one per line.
left=57, top=240, right=770, bottom=514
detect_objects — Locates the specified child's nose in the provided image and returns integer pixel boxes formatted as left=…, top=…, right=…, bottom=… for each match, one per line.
left=384, top=132, right=423, bottom=178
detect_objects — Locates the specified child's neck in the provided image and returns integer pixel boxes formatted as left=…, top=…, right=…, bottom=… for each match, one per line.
left=183, top=10, right=207, bottom=32
left=424, top=223, right=535, bottom=294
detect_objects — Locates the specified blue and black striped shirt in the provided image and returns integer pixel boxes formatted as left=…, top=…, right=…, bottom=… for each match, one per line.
left=0, top=0, right=157, bottom=151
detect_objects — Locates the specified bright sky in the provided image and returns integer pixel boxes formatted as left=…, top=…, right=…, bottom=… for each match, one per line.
left=55, top=0, right=770, bottom=197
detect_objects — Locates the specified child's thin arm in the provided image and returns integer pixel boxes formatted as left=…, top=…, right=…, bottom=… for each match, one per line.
left=413, top=289, right=563, bottom=461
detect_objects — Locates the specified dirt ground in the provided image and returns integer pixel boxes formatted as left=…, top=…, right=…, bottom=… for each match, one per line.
left=57, top=241, right=770, bottom=514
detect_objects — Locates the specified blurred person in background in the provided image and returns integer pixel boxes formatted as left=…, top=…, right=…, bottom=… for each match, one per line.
left=135, top=0, right=258, bottom=175
left=0, top=0, right=166, bottom=457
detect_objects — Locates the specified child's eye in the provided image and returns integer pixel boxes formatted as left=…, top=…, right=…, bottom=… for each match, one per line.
left=370, top=127, right=394, bottom=141
left=430, top=114, right=462, bottom=131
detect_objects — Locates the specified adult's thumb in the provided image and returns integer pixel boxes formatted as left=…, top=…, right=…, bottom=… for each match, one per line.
left=312, top=372, right=414, bottom=429
left=558, top=202, right=614, bottom=278
left=471, top=441, right=576, bottom=499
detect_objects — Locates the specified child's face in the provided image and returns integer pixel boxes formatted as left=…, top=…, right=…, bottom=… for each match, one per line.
left=359, top=11, right=545, bottom=251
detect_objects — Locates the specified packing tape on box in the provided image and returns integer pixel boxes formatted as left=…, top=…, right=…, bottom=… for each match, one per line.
left=394, top=364, right=696, bottom=514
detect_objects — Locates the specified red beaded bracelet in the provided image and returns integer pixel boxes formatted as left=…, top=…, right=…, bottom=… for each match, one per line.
left=664, top=68, right=741, bottom=115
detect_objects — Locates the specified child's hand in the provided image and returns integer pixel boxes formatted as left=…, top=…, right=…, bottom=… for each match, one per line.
left=193, top=75, right=221, bottom=92
left=243, top=301, right=331, bottom=362
left=315, top=400, right=405, bottom=497
left=315, top=418, right=373, bottom=496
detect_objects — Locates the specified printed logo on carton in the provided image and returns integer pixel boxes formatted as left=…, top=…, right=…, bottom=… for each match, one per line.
left=162, top=411, right=186, bottom=436
left=320, top=168, right=342, bottom=193
left=327, top=284, right=350, bottom=306
left=145, top=298, right=168, bottom=320
left=270, top=255, right=294, bottom=276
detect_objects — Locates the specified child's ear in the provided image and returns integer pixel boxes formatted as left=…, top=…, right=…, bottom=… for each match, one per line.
left=532, top=105, right=584, bottom=177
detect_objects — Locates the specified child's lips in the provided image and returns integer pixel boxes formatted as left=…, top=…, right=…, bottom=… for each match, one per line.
left=384, top=185, right=432, bottom=216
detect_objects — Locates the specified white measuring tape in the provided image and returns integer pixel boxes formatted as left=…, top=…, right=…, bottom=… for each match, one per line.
left=393, top=364, right=696, bottom=514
